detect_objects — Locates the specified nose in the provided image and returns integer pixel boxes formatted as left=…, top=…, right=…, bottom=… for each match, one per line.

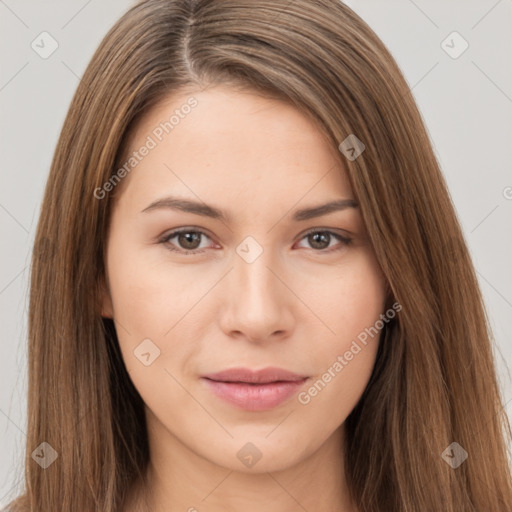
left=218, top=246, right=295, bottom=344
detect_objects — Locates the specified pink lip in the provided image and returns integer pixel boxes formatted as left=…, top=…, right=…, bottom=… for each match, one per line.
left=201, top=367, right=308, bottom=411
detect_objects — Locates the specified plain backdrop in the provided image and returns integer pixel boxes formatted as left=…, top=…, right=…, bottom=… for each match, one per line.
left=1, top=0, right=511, bottom=505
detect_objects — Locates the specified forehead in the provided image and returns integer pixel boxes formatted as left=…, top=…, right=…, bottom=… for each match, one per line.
left=117, top=85, right=354, bottom=211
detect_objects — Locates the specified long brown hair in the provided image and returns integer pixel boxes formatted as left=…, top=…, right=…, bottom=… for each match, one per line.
left=6, top=0, right=511, bottom=510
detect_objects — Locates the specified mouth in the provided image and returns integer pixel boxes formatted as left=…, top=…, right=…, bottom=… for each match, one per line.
left=201, top=367, right=309, bottom=411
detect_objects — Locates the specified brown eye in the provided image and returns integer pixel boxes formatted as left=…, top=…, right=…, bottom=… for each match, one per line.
left=159, top=228, right=352, bottom=256
left=296, top=229, right=352, bottom=253
left=176, top=231, right=202, bottom=250
left=307, top=231, right=331, bottom=250
left=160, top=229, right=212, bottom=254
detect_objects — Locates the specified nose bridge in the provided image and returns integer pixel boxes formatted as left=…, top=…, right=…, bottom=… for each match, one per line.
left=220, top=234, right=293, bottom=340
left=233, top=234, right=280, bottom=304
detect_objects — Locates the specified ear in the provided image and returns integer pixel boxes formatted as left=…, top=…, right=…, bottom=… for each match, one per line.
left=98, top=272, right=114, bottom=319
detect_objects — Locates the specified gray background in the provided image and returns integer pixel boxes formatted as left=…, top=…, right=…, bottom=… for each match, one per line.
left=1, top=0, right=511, bottom=505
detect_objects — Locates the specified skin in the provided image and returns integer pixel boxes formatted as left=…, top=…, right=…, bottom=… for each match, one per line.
left=101, top=85, right=387, bottom=512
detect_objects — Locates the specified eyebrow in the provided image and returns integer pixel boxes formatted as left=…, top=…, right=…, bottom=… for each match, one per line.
left=141, top=196, right=358, bottom=222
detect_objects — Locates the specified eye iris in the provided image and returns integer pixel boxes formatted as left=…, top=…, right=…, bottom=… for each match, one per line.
left=179, top=232, right=201, bottom=250
left=309, top=232, right=330, bottom=249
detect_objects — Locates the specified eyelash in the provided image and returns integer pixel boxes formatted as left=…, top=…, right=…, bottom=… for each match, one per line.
left=158, top=227, right=352, bottom=255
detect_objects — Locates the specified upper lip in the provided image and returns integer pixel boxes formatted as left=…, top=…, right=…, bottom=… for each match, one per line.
left=202, top=367, right=308, bottom=384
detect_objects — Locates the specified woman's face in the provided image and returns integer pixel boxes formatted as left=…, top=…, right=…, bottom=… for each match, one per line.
left=102, top=85, right=387, bottom=473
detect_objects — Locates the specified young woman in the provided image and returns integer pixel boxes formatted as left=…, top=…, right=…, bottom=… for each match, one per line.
left=6, top=0, right=512, bottom=511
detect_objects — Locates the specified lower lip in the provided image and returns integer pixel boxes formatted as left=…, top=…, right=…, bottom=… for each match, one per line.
left=202, top=378, right=307, bottom=411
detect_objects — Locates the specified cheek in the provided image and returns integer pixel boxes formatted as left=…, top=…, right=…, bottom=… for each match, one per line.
left=297, top=252, right=386, bottom=410
left=106, top=232, right=188, bottom=334
left=105, top=231, right=209, bottom=380
left=315, top=250, right=387, bottom=350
